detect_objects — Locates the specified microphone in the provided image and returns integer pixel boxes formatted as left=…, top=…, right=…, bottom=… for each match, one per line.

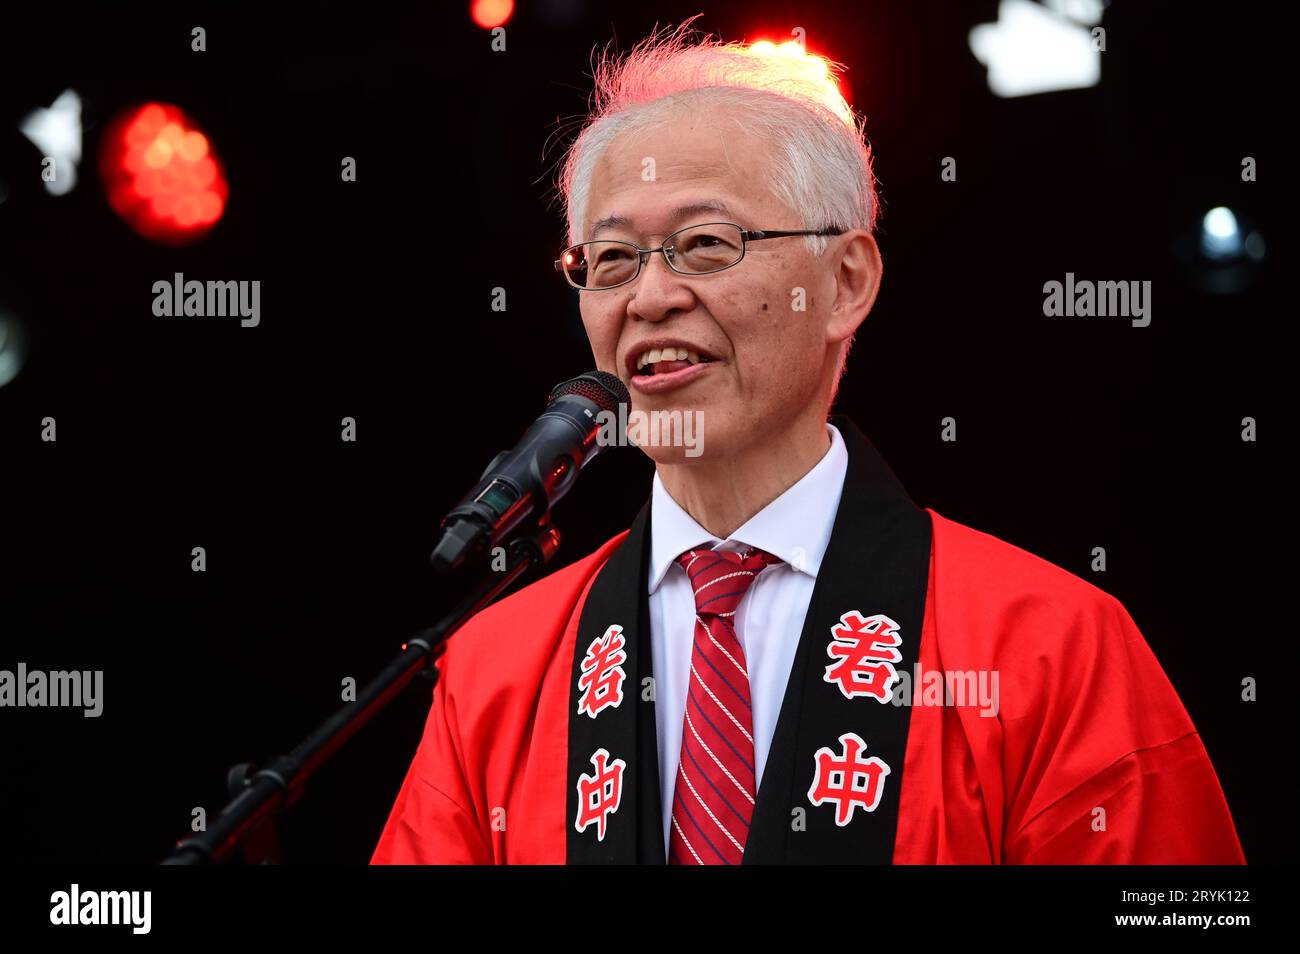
left=429, top=370, right=630, bottom=574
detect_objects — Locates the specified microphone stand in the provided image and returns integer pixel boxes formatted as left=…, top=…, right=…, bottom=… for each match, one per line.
left=162, top=520, right=562, bottom=864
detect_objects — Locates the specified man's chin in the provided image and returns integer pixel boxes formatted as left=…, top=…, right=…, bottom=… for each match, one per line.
left=621, top=405, right=714, bottom=463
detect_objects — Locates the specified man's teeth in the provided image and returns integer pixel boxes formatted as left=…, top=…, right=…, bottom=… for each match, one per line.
left=637, top=347, right=701, bottom=372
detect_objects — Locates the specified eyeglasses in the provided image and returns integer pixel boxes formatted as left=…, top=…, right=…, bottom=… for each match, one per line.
left=554, top=221, right=845, bottom=290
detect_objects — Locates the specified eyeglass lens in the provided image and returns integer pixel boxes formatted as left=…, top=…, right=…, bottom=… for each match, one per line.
left=563, top=222, right=744, bottom=288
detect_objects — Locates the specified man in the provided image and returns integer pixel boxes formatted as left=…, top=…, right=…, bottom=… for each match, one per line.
left=371, top=25, right=1244, bottom=864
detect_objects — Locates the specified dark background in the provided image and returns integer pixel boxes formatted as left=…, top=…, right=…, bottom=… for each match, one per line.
left=0, top=0, right=1293, bottom=864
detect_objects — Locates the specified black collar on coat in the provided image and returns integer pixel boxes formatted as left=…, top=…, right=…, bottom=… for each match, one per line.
left=565, top=415, right=931, bottom=864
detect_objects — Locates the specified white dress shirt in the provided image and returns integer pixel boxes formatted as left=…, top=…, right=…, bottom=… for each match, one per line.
left=647, top=422, right=849, bottom=856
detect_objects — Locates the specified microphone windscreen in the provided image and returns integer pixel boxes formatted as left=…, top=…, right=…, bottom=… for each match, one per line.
left=548, top=370, right=629, bottom=413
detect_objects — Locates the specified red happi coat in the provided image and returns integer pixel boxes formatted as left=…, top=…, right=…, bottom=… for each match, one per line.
left=371, top=417, right=1245, bottom=865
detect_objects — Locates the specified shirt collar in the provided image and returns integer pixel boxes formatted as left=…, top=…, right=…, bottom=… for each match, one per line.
left=647, top=422, right=848, bottom=593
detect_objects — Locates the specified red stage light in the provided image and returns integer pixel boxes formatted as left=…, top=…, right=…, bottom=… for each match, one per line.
left=470, top=0, right=513, bottom=30
left=742, top=38, right=854, bottom=124
left=99, top=102, right=229, bottom=245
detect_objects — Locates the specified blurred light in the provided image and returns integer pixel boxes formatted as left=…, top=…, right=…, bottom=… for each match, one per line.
left=748, top=40, right=807, bottom=58
left=1173, top=205, right=1266, bottom=295
left=970, top=0, right=1101, bottom=98
left=99, top=102, right=228, bottom=245
left=1200, top=206, right=1242, bottom=261
left=742, top=38, right=854, bottom=126
left=0, top=313, right=28, bottom=388
left=471, top=0, right=513, bottom=29
left=19, top=89, right=83, bottom=196
left=1047, top=0, right=1104, bottom=25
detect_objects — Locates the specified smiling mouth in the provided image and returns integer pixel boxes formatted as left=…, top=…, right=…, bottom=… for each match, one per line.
left=633, top=347, right=715, bottom=377
left=628, top=353, right=717, bottom=394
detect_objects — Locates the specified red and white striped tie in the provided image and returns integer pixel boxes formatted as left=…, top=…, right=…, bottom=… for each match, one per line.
left=668, top=545, right=781, bottom=865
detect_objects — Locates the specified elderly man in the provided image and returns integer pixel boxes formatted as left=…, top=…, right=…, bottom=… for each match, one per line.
left=372, top=26, right=1243, bottom=864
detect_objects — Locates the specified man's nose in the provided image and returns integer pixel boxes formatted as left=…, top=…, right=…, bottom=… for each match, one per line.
left=626, top=250, right=696, bottom=322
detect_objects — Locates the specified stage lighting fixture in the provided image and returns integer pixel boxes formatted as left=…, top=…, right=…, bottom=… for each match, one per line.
left=970, top=0, right=1103, bottom=98
left=1200, top=207, right=1244, bottom=261
left=1173, top=205, right=1265, bottom=296
left=0, top=312, right=27, bottom=388
left=99, top=102, right=228, bottom=245
left=18, top=89, right=83, bottom=197
left=471, top=0, right=513, bottom=29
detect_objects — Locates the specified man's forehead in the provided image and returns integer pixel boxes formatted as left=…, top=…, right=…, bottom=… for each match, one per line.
left=585, top=114, right=774, bottom=223
left=591, top=143, right=738, bottom=196
left=592, top=114, right=768, bottom=180
left=584, top=136, right=776, bottom=239
left=586, top=197, right=745, bottom=241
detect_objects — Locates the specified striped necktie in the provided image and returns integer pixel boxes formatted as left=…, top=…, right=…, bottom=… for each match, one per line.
left=668, top=545, right=782, bottom=865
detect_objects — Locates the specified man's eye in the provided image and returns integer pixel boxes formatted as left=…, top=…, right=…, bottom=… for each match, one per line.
left=682, top=233, right=736, bottom=251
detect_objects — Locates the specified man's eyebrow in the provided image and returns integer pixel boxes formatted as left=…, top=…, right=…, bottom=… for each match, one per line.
left=588, top=200, right=737, bottom=240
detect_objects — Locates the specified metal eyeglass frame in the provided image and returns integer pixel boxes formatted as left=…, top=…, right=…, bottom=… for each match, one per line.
left=553, top=221, right=845, bottom=290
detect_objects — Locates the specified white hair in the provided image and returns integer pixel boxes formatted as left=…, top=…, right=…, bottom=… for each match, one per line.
left=556, top=19, right=879, bottom=257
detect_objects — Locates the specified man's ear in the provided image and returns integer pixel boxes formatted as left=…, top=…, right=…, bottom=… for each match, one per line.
left=827, top=230, right=882, bottom=345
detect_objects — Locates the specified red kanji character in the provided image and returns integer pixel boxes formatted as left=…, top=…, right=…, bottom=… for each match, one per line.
left=823, top=610, right=902, bottom=703
left=807, top=732, right=891, bottom=826
left=577, top=624, right=628, bottom=718
left=574, top=748, right=626, bottom=841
